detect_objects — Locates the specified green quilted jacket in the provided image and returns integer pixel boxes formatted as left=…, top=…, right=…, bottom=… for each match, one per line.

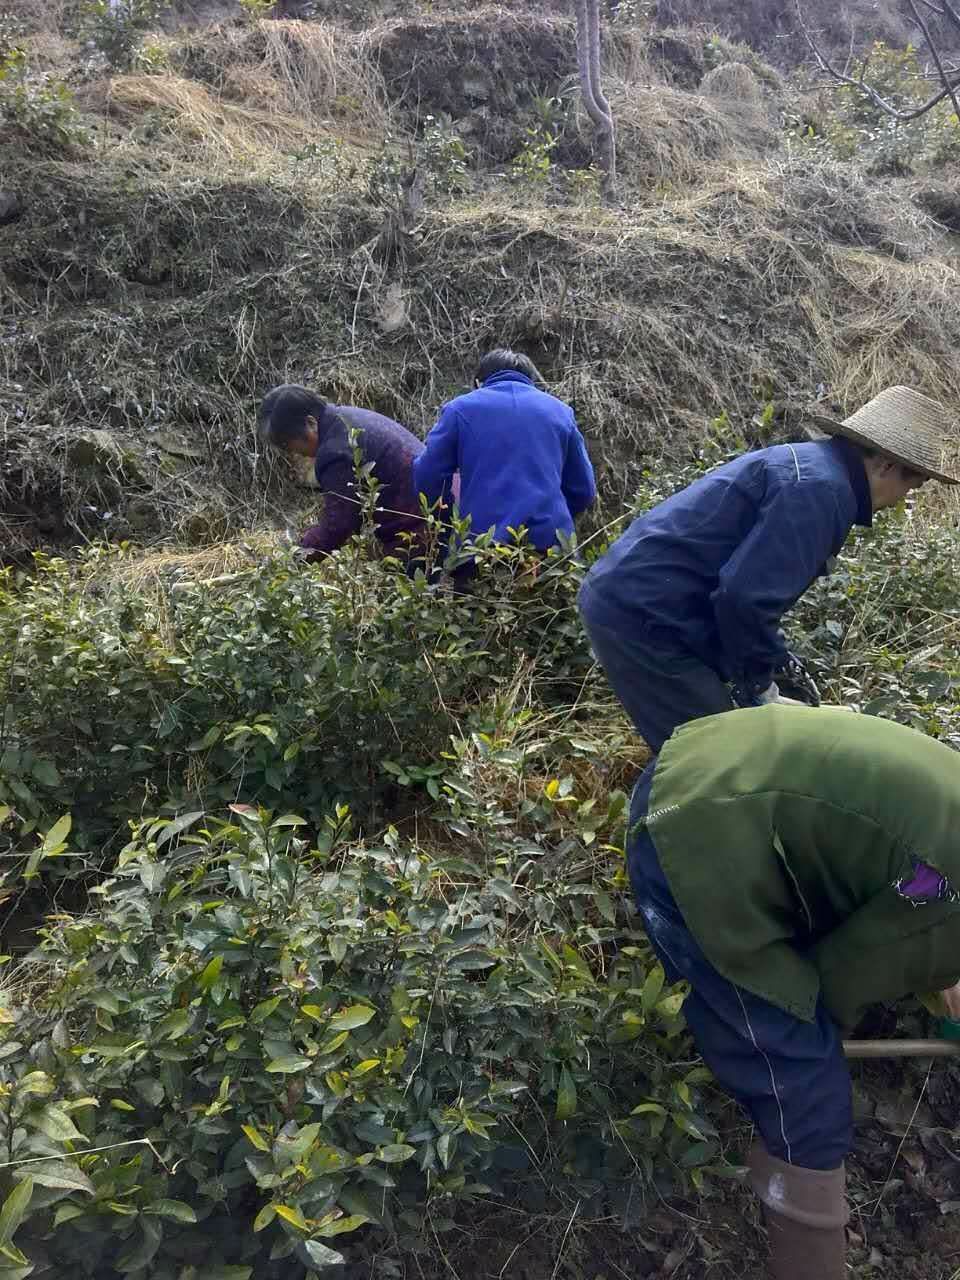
left=646, top=705, right=960, bottom=1027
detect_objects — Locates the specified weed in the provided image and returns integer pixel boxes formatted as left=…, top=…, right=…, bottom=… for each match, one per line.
left=78, top=0, right=169, bottom=72
left=0, top=47, right=86, bottom=152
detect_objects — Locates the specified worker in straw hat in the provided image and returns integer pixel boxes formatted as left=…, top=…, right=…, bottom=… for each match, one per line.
left=626, top=702, right=960, bottom=1279
left=579, top=387, right=958, bottom=753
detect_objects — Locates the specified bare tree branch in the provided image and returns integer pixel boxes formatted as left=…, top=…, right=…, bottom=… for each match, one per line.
left=917, top=0, right=960, bottom=36
left=907, top=0, right=960, bottom=121
left=796, top=0, right=960, bottom=122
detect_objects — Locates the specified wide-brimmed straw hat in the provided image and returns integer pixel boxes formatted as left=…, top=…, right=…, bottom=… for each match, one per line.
left=806, top=386, right=960, bottom=485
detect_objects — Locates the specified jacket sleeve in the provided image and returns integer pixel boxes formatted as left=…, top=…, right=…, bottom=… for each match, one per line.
left=561, top=420, right=597, bottom=517
left=299, top=455, right=361, bottom=558
left=413, top=405, right=460, bottom=506
left=710, top=479, right=848, bottom=687
left=812, top=892, right=960, bottom=1031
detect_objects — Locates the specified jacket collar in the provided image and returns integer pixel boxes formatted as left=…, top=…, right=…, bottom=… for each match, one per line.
left=482, top=371, right=533, bottom=389
left=830, top=436, right=873, bottom=527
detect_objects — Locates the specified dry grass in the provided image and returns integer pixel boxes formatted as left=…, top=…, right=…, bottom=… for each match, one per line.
left=89, top=533, right=280, bottom=599
left=7, top=8, right=960, bottom=555
left=102, top=73, right=316, bottom=156
left=256, top=19, right=389, bottom=129
left=173, top=17, right=390, bottom=135
left=701, top=60, right=762, bottom=104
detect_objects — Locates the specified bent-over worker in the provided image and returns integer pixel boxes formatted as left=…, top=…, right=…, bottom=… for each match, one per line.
left=413, top=349, right=596, bottom=561
left=579, top=387, right=959, bottom=751
left=259, top=384, right=426, bottom=561
left=628, top=703, right=960, bottom=1280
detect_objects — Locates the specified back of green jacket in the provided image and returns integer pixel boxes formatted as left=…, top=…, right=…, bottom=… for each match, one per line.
left=646, top=705, right=960, bottom=1027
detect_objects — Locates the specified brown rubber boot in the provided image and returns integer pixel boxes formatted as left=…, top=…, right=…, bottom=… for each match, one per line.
left=748, top=1143, right=848, bottom=1280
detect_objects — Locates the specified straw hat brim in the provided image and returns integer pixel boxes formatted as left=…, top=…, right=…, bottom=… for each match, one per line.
left=806, top=413, right=960, bottom=485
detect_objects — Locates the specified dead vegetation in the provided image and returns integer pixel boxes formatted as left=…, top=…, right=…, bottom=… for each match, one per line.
left=3, top=6, right=960, bottom=561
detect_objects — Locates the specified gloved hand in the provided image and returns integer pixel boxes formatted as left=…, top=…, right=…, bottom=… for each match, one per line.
left=774, top=652, right=821, bottom=707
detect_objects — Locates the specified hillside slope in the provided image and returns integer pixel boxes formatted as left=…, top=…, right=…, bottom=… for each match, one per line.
left=4, top=5, right=960, bottom=559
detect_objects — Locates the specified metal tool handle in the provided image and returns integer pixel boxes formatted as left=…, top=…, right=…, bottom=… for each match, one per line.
left=843, top=1039, right=960, bottom=1059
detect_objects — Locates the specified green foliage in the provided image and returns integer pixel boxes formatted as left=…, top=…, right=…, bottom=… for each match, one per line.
left=510, top=125, right=559, bottom=186
left=564, top=165, right=602, bottom=203
left=794, top=41, right=960, bottom=171
left=79, top=0, right=168, bottom=72
left=7, top=430, right=960, bottom=1273
left=0, top=787, right=712, bottom=1276
left=418, top=115, right=469, bottom=194
left=0, top=47, right=86, bottom=153
left=238, top=0, right=277, bottom=19
left=0, top=528, right=592, bottom=848
left=791, top=517, right=960, bottom=740
left=367, top=118, right=470, bottom=206
left=510, top=94, right=572, bottom=187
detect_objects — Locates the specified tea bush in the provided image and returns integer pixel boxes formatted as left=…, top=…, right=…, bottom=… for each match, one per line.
left=797, top=41, right=960, bottom=171
left=0, top=533, right=594, bottom=851
left=0, top=787, right=714, bottom=1277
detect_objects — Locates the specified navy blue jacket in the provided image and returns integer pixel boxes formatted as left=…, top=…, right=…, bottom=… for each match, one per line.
left=582, top=439, right=873, bottom=687
left=413, top=371, right=596, bottom=552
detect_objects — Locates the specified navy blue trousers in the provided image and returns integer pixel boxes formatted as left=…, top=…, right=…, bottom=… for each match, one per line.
left=626, top=762, right=853, bottom=1170
left=578, top=582, right=734, bottom=753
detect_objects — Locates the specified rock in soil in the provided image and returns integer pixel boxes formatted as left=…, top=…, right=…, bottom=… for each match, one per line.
left=0, top=191, right=21, bottom=226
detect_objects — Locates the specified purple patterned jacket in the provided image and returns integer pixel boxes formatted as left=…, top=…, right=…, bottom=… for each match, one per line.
left=300, top=405, right=425, bottom=558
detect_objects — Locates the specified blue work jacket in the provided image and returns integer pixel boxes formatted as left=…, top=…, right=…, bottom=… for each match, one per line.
left=582, top=438, right=873, bottom=687
left=413, top=371, right=596, bottom=551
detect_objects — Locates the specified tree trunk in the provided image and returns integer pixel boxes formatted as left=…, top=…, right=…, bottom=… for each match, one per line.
left=575, top=0, right=616, bottom=202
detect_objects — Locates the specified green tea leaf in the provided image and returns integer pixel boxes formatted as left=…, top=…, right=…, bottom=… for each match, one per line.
left=0, top=1178, right=32, bottom=1246
left=274, top=1203, right=309, bottom=1230
left=329, top=1004, right=375, bottom=1031
left=144, top=1199, right=197, bottom=1223
left=253, top=1203, right=276, bottom=1232
left=641, top=964, right=665, bottom=1013
left=32, top=760, right=61, bottom=789
left=25, top=1104, right=86, bottom=1145
left=556, top=1066, right=577, bottom=1121
left=155, top=810, right=205, bottom=849
left=250, top=996, right=281, bottom=1024
left=155, top=1009, right=192, bottom=1041
left=18, top=1160, right=93, bottom=1195
left=375, top=1144, right=415, bottom=1164
left=242, top=1124, right=270, bottom=1152
left=302, top=1240, right=346, bottom=1268
left=316, top=1212, right=369, bottom=1237
left=265, top=1055, right=313, bottom=1074
left=197, top=955, right=223, bottom=991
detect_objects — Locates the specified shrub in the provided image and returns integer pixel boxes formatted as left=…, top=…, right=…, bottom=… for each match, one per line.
left=79, top=0, right=169, bottom=72
left=0, top=789, right=714, bottom=1277
left=797, top=41, right=960, bottom=171
left=0, top=531, right=595, bottom=850
left=0, top=47, right=86, bottom=152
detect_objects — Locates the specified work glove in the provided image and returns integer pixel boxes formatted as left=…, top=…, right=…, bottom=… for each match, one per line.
left=774, top=651, right=821, bottom=707
left=731, top=679, right=807, bottom=709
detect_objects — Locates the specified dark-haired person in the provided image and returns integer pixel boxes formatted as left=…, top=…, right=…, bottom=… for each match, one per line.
left=626, top=703, right=960, bottom=1279
left=413, top=350, right=596, bottom=559
left=578, top=386, right=959, bottom=753
left=259, top=384, right=427, bottom=561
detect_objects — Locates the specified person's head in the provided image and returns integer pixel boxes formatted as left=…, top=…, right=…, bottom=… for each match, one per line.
left=858, top=448, right=929, bottom=511
left=473, top=349, right=543, bottom=389
left=258, top=384, right=328, bottom=458
left=808, top=386, right=959, bottom=508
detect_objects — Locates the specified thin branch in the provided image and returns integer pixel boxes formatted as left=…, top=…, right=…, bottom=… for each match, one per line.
left=908, top=0, right=960, bottom=121
left=919, top=0, right=960, bottom=36
left=796, top=0, right=960, bottom=121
